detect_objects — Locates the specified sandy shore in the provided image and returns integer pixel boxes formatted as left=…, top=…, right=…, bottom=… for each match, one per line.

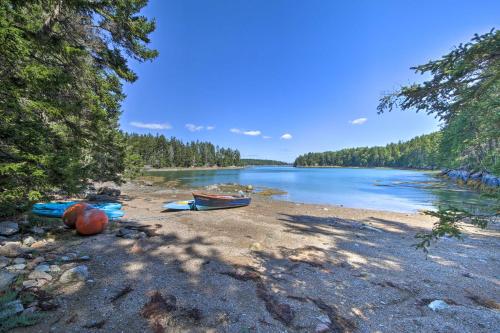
left=12, top=183, right=500, bottom=332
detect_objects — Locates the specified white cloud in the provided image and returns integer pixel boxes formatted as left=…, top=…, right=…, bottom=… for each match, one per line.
left=280, top=133, right=292, bottom=140
left=206, top=126, right=215, bottom=130
left=185, top=123, right=204, bottom=132
left=262, top=135, right=272, bottom=139
left=349, top=118, right=367, bottom=125
left=243, top=130, right=261, bottom=136
left=230, top=128, right=261, bottom=136
left=130, top=121, right=172, bottom=130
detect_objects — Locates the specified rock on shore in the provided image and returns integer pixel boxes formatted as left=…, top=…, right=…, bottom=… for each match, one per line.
left=439, top=169, right=500, bottom=189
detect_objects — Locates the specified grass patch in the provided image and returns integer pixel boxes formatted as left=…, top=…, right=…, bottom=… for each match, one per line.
left=256, top=188, right=287, bottom=197
left=0, top=291, right=44, bottom=332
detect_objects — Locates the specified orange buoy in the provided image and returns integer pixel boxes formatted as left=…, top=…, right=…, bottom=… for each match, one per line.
left=75, top=208, right=108, bottom=235
left=62, top=203, right=91, bottom=228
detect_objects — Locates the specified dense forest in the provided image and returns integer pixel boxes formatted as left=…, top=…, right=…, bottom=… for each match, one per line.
left=294, top=133, right=441, bottom=169
left=241, top=159, right=289, bottom=166
left=125, top=134, right=241, bottom=169
left=0, top=1, right=157, bottom=216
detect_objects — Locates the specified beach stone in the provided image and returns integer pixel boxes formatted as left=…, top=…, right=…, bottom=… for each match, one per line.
left=23, top=236, right=37, bottom=246
left=317, top=314, right=331, bottom=324
left=0, top=299, right=24, bottom=320
left=315, top=323, right=330, bottom=333
left=249, top=242, right=263, bottom=251
left=0, top=242, right=26, bottom=257
left=97, top=186, right=121, bottom=197
left=0, top=271, right=17, bottom=291
left=29, top=270, right=53, bottom=281
left=0, top=222, right=19, bottom=236
left=13, top=257, right=26, bottom=264
left=116, top=229, right=146, bottom=239
left=34, top=264, right=50, bottom=272
left=22, top=280, right=38, bottom=289
left=428, top=300, right=449, bottom=311
left=0, top=256, right=9, bottom=268
left=59, top=265, right=89, bottom=283
left=79, top=255, right=90, bottom=261
left=6, top=263, right=26, bottom=271
left=60, top=253, right=78, bottom=261
left=27, top=256, right=45, bottom=269
left=49, top=265, right=61, bottom=272
left=30, top=226, right=45, bottom=235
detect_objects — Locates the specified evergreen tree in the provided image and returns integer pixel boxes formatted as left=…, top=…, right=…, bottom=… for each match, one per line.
left=124, top=134, right=242, bottom=170
left=0, top=0, right=157, bottom=215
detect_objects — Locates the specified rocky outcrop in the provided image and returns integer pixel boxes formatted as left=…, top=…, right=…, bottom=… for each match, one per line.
left=439, top=169, right=500, bottom=190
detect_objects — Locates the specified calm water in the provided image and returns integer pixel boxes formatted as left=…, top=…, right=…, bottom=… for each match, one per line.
left=147, top=166, right=495, bottom=213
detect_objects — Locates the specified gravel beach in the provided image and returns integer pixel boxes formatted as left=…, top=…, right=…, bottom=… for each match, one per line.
left=8, top=182, right=500, bottom=332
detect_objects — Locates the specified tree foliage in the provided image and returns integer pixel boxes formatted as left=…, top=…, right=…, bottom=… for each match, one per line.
left=294, top=132, right=441, bottom=169
left=0, top=0, right=157, bottom=216
left=416, top=207, right=496, bottom=253
left=378, top=29, right=500, bottom=174
left=376, top=29, right=500, bottom=249
left=125, top=134, right=242, bottom=169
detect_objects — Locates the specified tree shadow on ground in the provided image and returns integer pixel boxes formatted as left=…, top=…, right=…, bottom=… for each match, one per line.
left=13, top=210, right=500, bottom=333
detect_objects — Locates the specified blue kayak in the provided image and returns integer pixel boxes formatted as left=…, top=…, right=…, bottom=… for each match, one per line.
left=32, top=201, right=124, bottom=220
left=163, top=200, right=195, bottom=211
left=32, top=208, right=124, bottom=219
left=33, top=201, right=122, bottom=211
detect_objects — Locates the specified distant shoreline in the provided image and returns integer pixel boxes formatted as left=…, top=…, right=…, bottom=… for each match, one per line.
left=144, top=166, right=246, bottom=172
left=294, top=165, right=439, bottom=172
left=144, top=165, right=439, bottom=172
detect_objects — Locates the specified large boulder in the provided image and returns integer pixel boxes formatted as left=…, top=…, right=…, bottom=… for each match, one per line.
left=0, top=242, right=27, bottom=257
left=0, top=299, right=24, bottom=320
left=97, top=186, right=121, bottom=197
left=0, top=271, right=17, bottom=291
left=482, top=173, right=500, bottom=187
left=447, top=170, right=470, bottom=182
left=0, top=222, right=19, bottom=237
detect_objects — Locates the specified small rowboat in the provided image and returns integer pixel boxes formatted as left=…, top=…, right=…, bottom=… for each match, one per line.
left=192, top=192, right=251, bottom=211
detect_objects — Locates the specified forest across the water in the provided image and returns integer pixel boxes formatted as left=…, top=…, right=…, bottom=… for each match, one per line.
left=294, top=132, right=441, bottom=169
left=241, top=159, right=290, bottom=166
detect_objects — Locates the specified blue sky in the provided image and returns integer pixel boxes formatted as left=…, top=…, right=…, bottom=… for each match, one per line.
left=121, top=0, right=499, bottom=162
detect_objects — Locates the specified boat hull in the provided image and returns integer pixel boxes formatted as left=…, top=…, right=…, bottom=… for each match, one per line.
left=163, top=200, right=195, bottom=211
left=192, top=193, right=251, bottom=210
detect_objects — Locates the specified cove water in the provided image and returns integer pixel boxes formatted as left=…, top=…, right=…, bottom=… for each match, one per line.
left=148, top=166, right=495, bottom=213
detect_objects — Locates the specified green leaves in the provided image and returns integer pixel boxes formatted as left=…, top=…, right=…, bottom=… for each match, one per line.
left=416, top=207, right=497, bottom=253
left=0, top=0, right=157, bottom=217
left=377, top=30, right=499, bottom=176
